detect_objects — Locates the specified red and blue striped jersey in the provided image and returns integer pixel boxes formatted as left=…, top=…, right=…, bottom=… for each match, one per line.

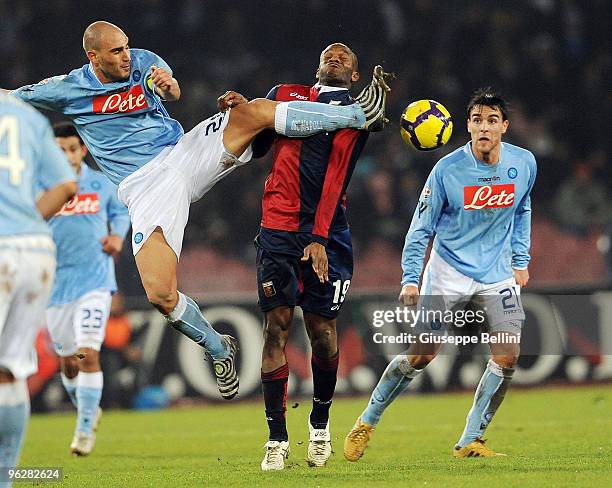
left=257, top=84, right=369, bottom=245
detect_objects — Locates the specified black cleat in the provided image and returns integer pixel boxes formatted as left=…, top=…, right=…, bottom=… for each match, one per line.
left=355, top=65, right=394, bottom=132
left=212, top=335, right=239, bottom=400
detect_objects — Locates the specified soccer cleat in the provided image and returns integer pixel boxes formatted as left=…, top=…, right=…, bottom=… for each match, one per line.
left=343, top=417, right=374, bottom=462
left=261, top=440, right=290, bottom=471
left=212, top=335, right=240, bottom=400
left=307, top=422, right=332, bottom=467
left=70, top=431, right=96, bottom=456
left=453, top=438, right=507, bottom=458
left=355, top=65, right=394, bottom=132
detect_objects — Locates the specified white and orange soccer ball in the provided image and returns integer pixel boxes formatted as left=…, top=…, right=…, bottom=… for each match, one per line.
left=400, top=99, right=453, bottom=151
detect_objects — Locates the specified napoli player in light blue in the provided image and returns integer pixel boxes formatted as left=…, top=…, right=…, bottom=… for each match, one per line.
left=344, top=89, right=537, bottom=461
left=44, top=123, right=130, bottom=457
left=0, top=94, right=76, bottom=480
left=2, top=21, right=390, bottom=400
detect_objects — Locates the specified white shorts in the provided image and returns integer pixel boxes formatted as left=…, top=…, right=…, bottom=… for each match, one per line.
left=46, top=289, right=112, bottom=356
left=0, top=235, right=56, bottom=379
left=117, top=110, right=253, bottom=258
left=418, top=249, right=525, bottom=333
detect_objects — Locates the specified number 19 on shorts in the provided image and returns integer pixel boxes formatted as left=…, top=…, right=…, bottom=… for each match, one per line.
left=332, top=279, right=351, bottom=304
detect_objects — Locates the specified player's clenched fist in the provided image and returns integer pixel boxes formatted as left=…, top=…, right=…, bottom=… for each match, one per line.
left=150, top=65, right=173, bottom=90
left=217, top=91, right=248, bottom=112
left=398, top=284, right=419, bottom=306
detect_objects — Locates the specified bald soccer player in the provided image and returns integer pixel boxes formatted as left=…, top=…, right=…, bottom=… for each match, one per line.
left=3, top=21, right=390, bottom=402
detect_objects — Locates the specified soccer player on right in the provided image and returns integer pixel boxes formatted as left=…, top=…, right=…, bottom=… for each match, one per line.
left=344, top=89, right=537, bottom=460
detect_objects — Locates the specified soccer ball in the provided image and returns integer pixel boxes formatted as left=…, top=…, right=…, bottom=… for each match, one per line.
left=400, top=100, right=453, bottom=151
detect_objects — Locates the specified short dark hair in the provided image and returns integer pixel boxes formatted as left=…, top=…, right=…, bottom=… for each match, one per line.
left=467, top=87, right=509, bottom=121
left=53, top=122, right=84, bottom=144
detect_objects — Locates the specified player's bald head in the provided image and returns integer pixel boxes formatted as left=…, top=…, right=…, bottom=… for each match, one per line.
left=83, top=21, right=126, bottom=52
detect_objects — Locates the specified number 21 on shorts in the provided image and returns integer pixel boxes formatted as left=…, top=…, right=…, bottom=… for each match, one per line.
left=498, top=285, right=522, bottom=310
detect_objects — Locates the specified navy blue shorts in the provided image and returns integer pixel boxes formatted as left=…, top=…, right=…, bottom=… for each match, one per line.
left=255, top=227, right=354, bottom=318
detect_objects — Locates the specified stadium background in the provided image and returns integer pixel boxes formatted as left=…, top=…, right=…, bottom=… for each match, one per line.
left=1, top=0, right=610, bottom=409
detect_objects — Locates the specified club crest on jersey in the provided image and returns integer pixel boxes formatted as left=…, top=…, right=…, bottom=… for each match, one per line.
left=55, top=193, right=100, bottom=216
left=463, top=184, right=515, bottom=210
left=93, top=85, right=149, bottom=114
left=262, top=281, right=276, bottom=298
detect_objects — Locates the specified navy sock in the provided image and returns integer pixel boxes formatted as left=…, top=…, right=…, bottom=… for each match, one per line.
left=310, top=351, right=339, bottom=429
left=262, top=364, right=289, bottom=442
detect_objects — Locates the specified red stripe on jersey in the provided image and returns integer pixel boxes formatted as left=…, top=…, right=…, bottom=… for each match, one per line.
left=260, top=139, right=302, bottom=231
left=260, top=84, right=310, bottom=232
left=312, top=129, right=360, bottom=239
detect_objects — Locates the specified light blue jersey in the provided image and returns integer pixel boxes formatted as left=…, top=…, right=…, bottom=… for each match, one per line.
left=401, top=141, right=537, bottom=286
left=48, top=163, right=131, bottom=306
left=0, top=94, right=75, bottom=237
left=10, top=49, right=183, bottom=185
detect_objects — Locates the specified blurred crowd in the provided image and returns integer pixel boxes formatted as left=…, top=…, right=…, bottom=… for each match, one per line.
left=2, top=0, right=611, bottom=291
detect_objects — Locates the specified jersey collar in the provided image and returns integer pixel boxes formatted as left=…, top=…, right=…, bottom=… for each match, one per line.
left=85, top=63, right=131, bottom=91
left=313, top=83, right=349, bottom=94
left=85, top=63, right=104, bottom=88
left=464, top=141, right=505, bottom=167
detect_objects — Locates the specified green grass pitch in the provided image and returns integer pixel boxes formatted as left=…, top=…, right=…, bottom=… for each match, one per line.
left=19, top=385, right=611, bottom=487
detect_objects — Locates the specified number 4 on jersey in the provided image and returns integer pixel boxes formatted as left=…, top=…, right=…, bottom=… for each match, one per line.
left=0, top=115, right=25, bottom=186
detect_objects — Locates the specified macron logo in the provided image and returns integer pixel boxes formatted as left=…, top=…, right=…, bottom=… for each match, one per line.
left=93, top=85, right=148, bottom=114
left=463, top=184, right=515, bottom=210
